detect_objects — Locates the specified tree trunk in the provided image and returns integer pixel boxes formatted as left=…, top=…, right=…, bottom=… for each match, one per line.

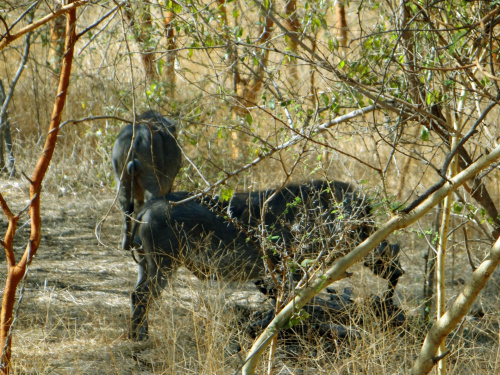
left=163, top=1, right=176, bottom=86
left=0, top=81, right=5, bottom=172
left=335, top=0, right=348, bottom=59
left=234, top=4, right=274, bottom=116
left=284, top=0, right=299, bottom=80
left=48, top=4, right=66, bottom=83
left=123, top=1, right=158, bottom=83
left=0, top=3, right=76, bottom=372
left=423, top=204, right=440, bottom=322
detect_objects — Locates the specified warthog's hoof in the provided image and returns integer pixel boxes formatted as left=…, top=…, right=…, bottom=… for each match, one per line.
left=129, top=322, right=149, bottom=341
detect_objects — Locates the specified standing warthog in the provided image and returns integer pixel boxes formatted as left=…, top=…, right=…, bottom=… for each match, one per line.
left=129, top=180, right=404, bottom=340
left=112, top=110, right=182, bottom=250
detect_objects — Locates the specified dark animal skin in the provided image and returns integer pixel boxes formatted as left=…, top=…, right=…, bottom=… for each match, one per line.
left=112, top=110, right=182, bottom=250
left=129, top=180, right=404, bottom=340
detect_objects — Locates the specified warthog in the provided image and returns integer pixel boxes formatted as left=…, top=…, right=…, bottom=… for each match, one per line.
left=112, top=110, right=182, bottom=250
left=129, top=180, right=404, bottom=340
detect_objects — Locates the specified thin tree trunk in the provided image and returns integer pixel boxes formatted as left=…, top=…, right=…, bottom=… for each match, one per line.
left=0, top=3, right=76, bottom=372
left=0, top=81, right=5, bottom=172
left=423, top=203, right=441, bottom=322
left=436, top=194, right=452, bottom=374
left=234, top=4, right=274, bottom=115
left=163, top=2, right=176, bottom=86
left=309, top=34, right=317, bottom=106
left=335, top=0, right=348, bottom=59
left=436, top=87, right=462, bottom=375
left=48, top=3, right=66, bottom=83
left=284, top=0, right=299, bottom=80
left=123, top=1, right=158, bottom=83
left=4, top=119, right=14, bottom=178
left=0, top=80, right=17, bottom=178
left=215, top=0, right=242, bottom=157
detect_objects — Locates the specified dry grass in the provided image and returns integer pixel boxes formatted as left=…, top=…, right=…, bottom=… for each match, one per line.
left=0, top=163, right=499, bottom=374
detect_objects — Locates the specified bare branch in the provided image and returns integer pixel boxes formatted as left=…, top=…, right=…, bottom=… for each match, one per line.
left=0, top=1, right=87, bottom=52
left=412, top=234, right=500, bottom=374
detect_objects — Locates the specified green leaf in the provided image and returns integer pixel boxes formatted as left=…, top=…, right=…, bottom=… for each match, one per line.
left=421, top=126, right=430, bottom=141
left=219, top=187, right=234, bottom=202
left=300, top=258, right=317, bottom=268
left=246, top=113, right=253, bottom=125
left=452, top=201, right=463, bottom=214
left=156, top=58, right=165, bottom=75
left=320, top=93, right=329, bottom=107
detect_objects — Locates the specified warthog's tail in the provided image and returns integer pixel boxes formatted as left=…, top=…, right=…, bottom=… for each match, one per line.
left=126, top=154, right=142, bottom=216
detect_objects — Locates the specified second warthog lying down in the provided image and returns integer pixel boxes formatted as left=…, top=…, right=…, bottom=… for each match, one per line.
left=112, top=110, right=182, bottom=250
left=129, top=180, right=404, bottom=340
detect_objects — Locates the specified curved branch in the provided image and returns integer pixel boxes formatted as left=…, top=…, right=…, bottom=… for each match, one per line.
left=0, top=1, right=87, bottom=52
left=412, top=235, right=500, bottom=374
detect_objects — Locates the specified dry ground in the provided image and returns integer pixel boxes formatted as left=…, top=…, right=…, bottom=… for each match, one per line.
left=0, top=180, right=499, bottom=374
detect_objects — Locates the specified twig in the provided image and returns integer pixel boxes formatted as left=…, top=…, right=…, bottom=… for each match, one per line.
left=463, top=228, right=476, bottom=271
left=170, top=105, right=378, bottom=206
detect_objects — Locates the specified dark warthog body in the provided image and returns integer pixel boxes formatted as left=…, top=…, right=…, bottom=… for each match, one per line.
left=112, top=110, right=182, bottom=250
left=130, top=180, right=404, bottom=340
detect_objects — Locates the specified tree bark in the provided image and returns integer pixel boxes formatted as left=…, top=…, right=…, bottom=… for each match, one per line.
left=163, top=3, right=176, bottom=86
left=234, top=4, right=274, bottom=115
left=335, top=0, right=348, bottom=59
left=284, top=0, right=299, bottom=80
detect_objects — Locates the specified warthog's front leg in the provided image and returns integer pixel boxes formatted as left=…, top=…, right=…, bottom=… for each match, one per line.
left=130, top=257, right=149, bottom=341
left=130, top=254, right=170, bottom=341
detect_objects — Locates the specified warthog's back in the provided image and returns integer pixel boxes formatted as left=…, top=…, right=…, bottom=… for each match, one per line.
left=138, top=193, right=269, bottom=281
left=136, top=180, right=374, bottom=281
